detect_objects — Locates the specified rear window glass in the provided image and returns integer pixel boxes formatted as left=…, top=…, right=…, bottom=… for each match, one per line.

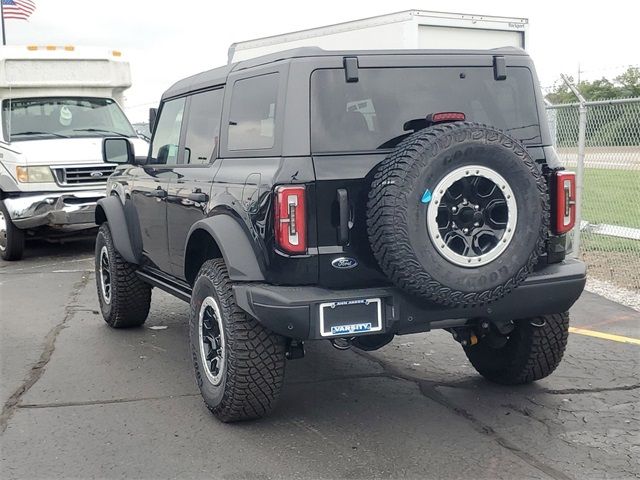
left=311, top=67, right=541, bottom=153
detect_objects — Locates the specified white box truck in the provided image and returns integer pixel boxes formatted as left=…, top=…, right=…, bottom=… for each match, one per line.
left=228, top=9, right=529, bottom=63
left=0, top=45, right=148, bottom=260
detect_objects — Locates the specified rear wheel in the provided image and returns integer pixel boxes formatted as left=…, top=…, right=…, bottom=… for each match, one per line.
left=0, top=200, right=25, bottom=261
left=95, top=223, right=151, bottom=328
left=463, top=313, right=570, bottom=385
left=189, top=258, right=286, bottom=422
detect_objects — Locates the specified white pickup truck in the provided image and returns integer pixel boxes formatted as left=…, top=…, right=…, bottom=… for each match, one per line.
left=0, top=45, right=148, bottom=260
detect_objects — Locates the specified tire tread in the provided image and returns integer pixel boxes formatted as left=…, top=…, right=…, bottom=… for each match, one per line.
left=96, top=223, right=151, bottom=328
left=190, top=259, right=286, bottom=422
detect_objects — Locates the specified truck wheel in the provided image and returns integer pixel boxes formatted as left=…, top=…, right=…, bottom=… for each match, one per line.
left=463, top=313, right=570, bottom=385
left=189, top=258, right=286, bottom=422
left=95, top=223, right=151, bottom=328
left=0, top=200, right=25, bottom=261
left=367, top=122, right=549, bottom=306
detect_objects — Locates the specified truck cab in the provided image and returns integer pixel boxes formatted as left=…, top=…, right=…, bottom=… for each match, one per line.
left=0, top=45, right=148, bottom=260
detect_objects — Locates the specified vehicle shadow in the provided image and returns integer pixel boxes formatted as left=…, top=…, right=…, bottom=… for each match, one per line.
left=0, top=238, right=96, bottom=266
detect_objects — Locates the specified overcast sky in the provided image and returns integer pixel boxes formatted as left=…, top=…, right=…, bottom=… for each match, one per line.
left=3, top=0, right=638, bottom=121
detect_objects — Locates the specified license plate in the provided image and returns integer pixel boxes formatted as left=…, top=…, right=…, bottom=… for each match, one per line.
left=319, top=298, right=382, bottom=337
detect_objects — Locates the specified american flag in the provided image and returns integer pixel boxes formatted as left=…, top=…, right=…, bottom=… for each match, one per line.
left=2, top=0, right=36, bottom=20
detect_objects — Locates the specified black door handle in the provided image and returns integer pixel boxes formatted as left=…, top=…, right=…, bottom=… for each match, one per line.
left=187, top=191, right=209, bottom=202
left=337, top=188, right=349, bottom=245
left=149, top=187, right=167, bottom=198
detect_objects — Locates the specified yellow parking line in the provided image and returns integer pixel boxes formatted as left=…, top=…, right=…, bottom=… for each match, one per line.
left=569, top=327, right=640, bottom=345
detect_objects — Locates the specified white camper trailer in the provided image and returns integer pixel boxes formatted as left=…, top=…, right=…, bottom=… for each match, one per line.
left=0, top=45, right=148, bottom=260
left=228, top=10, right=529, bottom=63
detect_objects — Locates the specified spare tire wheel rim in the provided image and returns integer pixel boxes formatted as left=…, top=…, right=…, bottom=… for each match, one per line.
left=426, top=165, right=517, bottom=268
left=199, top=296, right=226, bottom=386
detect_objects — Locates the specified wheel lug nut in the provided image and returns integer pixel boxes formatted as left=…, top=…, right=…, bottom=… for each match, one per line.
left=452, top=206, right=458, bottom=213
left=474, top=205, right=480, bottom=210
left=462, top=199, right=468, bottom=205
left=463, top=227, right=469, bottom=234
left=473, top=222, right=480, bottom=227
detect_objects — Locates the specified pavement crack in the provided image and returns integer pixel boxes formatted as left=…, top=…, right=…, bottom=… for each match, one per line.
left=354, top=350, right=576, bottom=480
left=287, top=373, right=389, bottom=385
left=0, top=273, right=91, bottom=434
left=18, top=393, right=200, bottom=409
left=541, top=384, right=640, bottom=395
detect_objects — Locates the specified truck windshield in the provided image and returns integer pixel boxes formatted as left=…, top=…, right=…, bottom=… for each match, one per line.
left=2, top=97, right=137, bottom=142
left=311, top=67, right=542, bottom=153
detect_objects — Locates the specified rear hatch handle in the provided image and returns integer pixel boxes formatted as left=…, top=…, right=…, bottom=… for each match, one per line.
left=337, top=188, right=349, bottom=245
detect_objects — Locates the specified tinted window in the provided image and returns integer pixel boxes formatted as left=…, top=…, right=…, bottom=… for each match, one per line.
left=228, top=74, right=278, bottom=151
left=150, top=97, right=186, bottom=164
left=184, top=89, right=224, bottom=165
left=311, top=67, right=542, bottom=152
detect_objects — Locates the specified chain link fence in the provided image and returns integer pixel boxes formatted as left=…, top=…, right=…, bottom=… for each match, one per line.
left=546, top=98, right=640, bottom=293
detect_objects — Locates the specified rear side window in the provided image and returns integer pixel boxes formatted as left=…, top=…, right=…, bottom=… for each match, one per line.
left=184, top=88, right=224, bottom=164
left=150, top=97, right=186, bottom=164
left=311, top=67, right=542, bottom=153
left=228, top=73, right=278, bottom=151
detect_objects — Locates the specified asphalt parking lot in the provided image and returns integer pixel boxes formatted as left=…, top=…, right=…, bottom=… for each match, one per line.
left=1, top=241, right=639, bottom=480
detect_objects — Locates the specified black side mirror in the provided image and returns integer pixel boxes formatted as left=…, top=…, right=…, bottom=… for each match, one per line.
left=149, top=108, right=158, bottom=134
left=103, top=137, right=134, bottom=164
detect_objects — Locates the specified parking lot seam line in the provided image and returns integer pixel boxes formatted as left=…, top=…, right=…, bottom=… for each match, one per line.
left=287, top=373, right=389, bottom=385
left=0, top=257, right=93, bottom=273
left=0, top=273, right=91, bottom=434
left=354, top=350, right=576, bottom=480
left=17, top=393, right=201, bottom=410
left=0, top=269, right=93, bottom=276
left=541, top=383, right=640, bottom=395
left=569, top=327, right=640, bottom=345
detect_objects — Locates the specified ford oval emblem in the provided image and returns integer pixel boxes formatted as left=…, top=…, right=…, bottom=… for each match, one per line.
left=331, top=257, right=358, bottom=269
left=90, top=171, right=104, bottom=178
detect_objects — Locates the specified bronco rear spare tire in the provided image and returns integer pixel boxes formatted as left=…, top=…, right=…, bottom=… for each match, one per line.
left=367, top=123, right=549, bottom=306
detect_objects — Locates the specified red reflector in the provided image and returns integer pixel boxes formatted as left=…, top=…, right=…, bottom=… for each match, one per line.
left=555, top=171, right=576, bottom=234
left=274, top=186, right=307, bottom=254
left=431, top=112, right=466, bottom=123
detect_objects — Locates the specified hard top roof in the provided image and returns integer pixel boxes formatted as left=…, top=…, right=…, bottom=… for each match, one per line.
left=161, top=46, right=526, bottom=100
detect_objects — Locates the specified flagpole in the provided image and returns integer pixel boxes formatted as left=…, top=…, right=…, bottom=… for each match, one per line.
left=1, top=1, right=6, bottom=46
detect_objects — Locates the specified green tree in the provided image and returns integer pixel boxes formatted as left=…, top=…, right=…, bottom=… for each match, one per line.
left=545, top=66, right=640, bottom=103
left=546, top=67, right=640, bottom=147
left=615, top=67, right=640, bottom=97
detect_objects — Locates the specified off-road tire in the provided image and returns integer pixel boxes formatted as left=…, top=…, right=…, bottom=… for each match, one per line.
left=189, top=258, right=286, bottom=422
left=367, top=122, right=549, bottom=306
left=95, top=223, right=151, bottom=328
left=464, top=313, right=570, bottom=385
left=0, top=200, right=25, bottom=261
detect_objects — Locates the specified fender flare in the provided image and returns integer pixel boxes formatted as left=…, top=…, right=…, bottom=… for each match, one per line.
left=95, top=196, right=141, bottom=264
left=186, top=215, right=266, bottom=282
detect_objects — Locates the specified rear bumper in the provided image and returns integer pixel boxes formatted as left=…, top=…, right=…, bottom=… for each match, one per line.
left=4, top=190, right=105, bottom=229
left=233, top=259, right=587, bottom=340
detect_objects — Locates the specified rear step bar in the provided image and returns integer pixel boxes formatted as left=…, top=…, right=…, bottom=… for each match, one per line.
left=137, top=269, right=192, bottom=303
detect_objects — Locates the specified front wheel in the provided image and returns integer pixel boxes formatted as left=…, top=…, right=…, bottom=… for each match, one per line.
left=189, top=258, right=286, bottom=422
left=95, top=223, right=151, bottom=328
left=463, top=313, right=570, bottom=385
left=0, top=200, right=25, bottom=261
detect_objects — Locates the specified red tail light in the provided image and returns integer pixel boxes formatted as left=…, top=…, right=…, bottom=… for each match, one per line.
left=274, top=186, right=307, bottom=254
left=430, top=112, right=466, bottom=123
left=555, top=171, right=576, bottom=234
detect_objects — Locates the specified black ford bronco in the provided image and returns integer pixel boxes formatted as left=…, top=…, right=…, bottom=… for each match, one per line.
left=95, top=47, right=586, bottom=422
